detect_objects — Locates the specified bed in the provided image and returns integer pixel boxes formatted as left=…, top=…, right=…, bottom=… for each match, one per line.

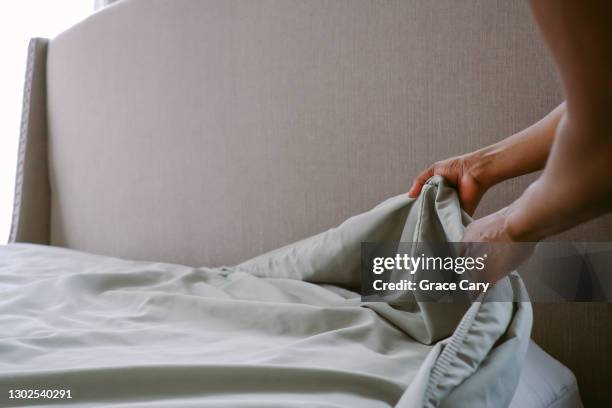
left=2, top=179, right=580, bottom=407
left=4, top=0, right=610, bottom=406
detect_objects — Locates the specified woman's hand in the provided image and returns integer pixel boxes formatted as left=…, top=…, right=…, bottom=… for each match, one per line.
left=461, top=206, right=535, bottom=284
left=408, top=154, right=490, bottom=216
left=408, top=103, right=565, bottom=216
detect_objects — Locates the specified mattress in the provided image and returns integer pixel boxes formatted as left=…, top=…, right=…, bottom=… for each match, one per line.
left=511, top=342, right=582, bottom=408
left=0, top=177, right=570, bottom=407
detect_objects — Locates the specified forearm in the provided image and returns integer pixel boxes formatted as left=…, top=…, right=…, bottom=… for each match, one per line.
left=505, top=114, right=612, bottom=240
left=468, top=103, right=564, bottom=188
left=503, top=0, right=612, bottom=241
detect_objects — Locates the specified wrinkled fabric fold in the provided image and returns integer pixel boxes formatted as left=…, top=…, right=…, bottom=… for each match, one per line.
left=0, top=176, right=531, bottom=407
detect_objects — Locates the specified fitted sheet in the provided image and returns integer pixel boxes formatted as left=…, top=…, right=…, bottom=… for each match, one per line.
left=1, top=177, right=533, bottom=407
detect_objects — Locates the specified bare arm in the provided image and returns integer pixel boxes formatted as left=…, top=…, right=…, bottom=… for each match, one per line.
left=505, top=0, right=612, bottom=241
left=413, top=0, right=612, bottom=283
left=460, top=0, right=612, bottom=283
left=408, top=103, right=564, bottom=214
left=470, top=103, right=564, bottom=188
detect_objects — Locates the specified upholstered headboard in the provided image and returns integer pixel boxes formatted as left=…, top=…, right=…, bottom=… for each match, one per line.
left=10, top=0, right=611, bottom=405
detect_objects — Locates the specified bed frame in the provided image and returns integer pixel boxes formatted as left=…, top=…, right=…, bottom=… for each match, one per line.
left=10, top=1, right=611, bottom=405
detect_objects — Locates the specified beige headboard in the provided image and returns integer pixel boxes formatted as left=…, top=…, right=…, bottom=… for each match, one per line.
left=10, top=0, right=611, bottom=405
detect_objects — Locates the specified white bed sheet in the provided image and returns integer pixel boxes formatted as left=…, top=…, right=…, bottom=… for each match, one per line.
left=511, top=341, right=582, bottom=408
left=0, top=241, right=581, bottom=408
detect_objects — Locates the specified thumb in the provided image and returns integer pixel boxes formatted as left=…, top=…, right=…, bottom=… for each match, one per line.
left=408, top=168, right=435, bottom=198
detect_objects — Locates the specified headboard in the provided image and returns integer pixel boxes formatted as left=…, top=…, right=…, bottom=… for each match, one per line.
left=10, top=0, right=611, bottom=405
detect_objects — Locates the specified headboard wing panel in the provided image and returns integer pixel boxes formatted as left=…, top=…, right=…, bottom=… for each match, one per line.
left=10, top=38, right=50, bottom=245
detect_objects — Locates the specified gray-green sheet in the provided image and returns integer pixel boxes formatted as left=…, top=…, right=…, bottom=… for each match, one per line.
left=0, top=177, right=532, bottom=407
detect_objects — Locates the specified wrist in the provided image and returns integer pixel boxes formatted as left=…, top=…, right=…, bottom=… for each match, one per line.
left=464, top=147, right=502, bottom=190
left=503, top=184, right=548, bottom=242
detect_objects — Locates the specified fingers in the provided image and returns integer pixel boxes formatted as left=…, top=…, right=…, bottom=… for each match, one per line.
left=460, top=240, right=535, bottom=284
left=459, top=208, right=537, bottom=284
left=407, top=167, right=435, bottom=198
left=408, top=161, right=487, bottom=217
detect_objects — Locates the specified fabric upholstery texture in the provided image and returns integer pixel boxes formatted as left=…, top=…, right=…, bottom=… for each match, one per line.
left=45, top=0, right=593, bottom=268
